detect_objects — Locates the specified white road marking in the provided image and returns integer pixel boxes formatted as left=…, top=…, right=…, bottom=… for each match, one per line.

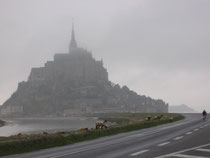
left=193, top=128, right=199, bottom=131
left=37, top=121, right=193, bottom=158
left=200, top=126, right=204, bottom=129
left=48, top=136, right=149, bottom=158
left=160, top=121, right=192, bottom=130
left=173, top=136, right=184, bottom=140
left=130, top=149, right=149, bottom=156
left=186, top=132, right=192, bottom=135
left=127, top=133, right=143, bottom=138
left=154, top=143, right=210, bottom=158
left=174, top=154, right=209, bottom=158
left=196, top=148, right=210, bottom=152
left=157, top=142, right=170, bottom=146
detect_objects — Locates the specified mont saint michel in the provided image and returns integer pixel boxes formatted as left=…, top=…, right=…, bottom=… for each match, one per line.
left=0, top=27, right=168, bottom=117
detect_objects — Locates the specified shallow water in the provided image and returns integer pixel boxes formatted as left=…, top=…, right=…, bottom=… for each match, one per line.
left=0, top=117, right=98, bottom=136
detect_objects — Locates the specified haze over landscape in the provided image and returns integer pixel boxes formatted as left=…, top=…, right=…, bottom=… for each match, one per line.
left=0, top=0, right=210, bottom=112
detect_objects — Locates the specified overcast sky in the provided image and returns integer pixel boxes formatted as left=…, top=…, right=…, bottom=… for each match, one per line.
left=0, top=0, right=209, bottom=112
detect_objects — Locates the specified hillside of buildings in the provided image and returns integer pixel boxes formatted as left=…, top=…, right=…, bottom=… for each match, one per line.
left=0, top=27, right=168, bottom=117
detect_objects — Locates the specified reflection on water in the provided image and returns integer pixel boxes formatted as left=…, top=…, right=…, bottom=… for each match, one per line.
left=0, top=117, right=97, bottom=137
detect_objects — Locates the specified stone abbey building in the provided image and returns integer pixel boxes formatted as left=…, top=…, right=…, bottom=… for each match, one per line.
left=0, top=26, right=168, bottom=116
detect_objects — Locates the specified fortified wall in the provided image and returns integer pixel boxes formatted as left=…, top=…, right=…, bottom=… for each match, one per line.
left=28, top=49, right=108, bottom=86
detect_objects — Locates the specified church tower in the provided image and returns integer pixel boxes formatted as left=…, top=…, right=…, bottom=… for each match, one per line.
left=69, top=23, right=78, bottom=53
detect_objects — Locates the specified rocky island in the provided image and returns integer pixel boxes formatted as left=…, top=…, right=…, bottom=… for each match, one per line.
left=0, top=26, right=168, bottom=117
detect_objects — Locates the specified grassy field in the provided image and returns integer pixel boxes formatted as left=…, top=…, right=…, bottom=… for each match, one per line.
left=0, top=113, right=184, bottom=156
left=96, top=113, right=177, bottom=124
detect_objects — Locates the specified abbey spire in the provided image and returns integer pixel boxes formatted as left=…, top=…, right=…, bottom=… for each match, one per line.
left=69, top=23, right=78, bottom=53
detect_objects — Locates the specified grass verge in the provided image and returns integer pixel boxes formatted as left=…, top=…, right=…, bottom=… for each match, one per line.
left=0, top=113, right=184, bottom=156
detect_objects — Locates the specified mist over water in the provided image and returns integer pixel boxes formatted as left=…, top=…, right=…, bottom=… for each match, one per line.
left=0, top=117, right=97, bottom=137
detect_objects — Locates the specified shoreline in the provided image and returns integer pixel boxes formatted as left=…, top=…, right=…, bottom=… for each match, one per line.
left=0, top=117, right=98, bottom=137
left=0, top=113, right=184, bottom=156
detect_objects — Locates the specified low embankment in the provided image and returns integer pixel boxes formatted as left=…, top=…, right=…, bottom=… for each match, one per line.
left=0, top=113, right=184, bottom=156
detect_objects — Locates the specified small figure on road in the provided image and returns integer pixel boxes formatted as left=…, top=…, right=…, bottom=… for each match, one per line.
left=202, top=110, right=207, bottom=121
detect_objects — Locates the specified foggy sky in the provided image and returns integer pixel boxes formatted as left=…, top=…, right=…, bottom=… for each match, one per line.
left=0, top=0, right=210, bottom=112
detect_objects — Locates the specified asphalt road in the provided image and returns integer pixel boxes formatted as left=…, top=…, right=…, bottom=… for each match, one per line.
left=3, top=113, right=210, bottom=158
